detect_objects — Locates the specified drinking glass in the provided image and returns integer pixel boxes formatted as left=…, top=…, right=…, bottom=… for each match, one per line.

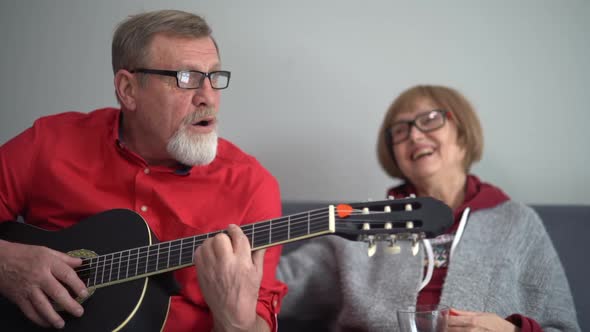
left=396, top=304, right=449, bottom=332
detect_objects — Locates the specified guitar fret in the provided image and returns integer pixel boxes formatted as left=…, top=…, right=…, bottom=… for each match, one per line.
left=166, top=242, right=171, bottom=270
left=135, top=248, right=140, bottom=277
left=174, top=240, right=181, bottom=268
left=89, top=257, right=97, bottom=287
left=155, top=243, right=160, bottom=272
left=83, top=260, right=90, bottom=287
left=145, top=247, right=150, bottom=274
left=93, top=256, right=99, bottom=287
left=125, top=249, right=130, bottom=280
left=100, top=255, right=106, bottom=285
left=104, top=254, right=110, bottom=283
left=115, top=252, right=121, bottom=281
left=269, top=219, right=272, bottom=244
left=109, top=253, right=115, bottom=283
left=179, top=239, right=183, bottom=266
left=109, top=252, right=116, bottom=282
left=182, top=239, right=193, bottom=265
left=307, top=211, right=311, bottom=235
left=129, top=248, right=137, bottom=279
left=288, top=215, right=291, bottom=240
left=191, top=236, right=197, bottom=262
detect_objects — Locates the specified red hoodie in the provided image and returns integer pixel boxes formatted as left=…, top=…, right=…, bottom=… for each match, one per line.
left=388, top=175, right=542, bottom=332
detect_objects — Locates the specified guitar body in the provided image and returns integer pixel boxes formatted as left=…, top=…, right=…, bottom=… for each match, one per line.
left=0, top=209, right=176, bottom=332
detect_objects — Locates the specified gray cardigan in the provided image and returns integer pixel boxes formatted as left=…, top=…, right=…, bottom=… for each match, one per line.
left=277, top=201, right=580, bottom=331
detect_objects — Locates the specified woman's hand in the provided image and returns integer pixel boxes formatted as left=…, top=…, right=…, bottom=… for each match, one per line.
left=448, top=308, right=519, bottom=332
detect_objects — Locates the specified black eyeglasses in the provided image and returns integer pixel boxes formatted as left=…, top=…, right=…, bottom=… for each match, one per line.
left=387, top=110, right=449, bottom=144
left=131, top=68, right=231, bottom=90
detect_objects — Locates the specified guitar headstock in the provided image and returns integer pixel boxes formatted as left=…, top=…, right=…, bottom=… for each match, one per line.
left=330, top=196, right=452, bottom=255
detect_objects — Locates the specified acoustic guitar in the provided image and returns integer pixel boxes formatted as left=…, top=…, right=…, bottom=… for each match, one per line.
left=0, top=197, right=452, bottom=331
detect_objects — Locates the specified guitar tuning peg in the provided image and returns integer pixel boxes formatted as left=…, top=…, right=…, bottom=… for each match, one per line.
left=405, top=221, right=414, bottom=229
left=383, top=224, right=400, bottom=254
left=362, top=223, right=376, bottom=257
left=384, top=206, right=391, bottom=212
left=409, top=193, right=416, bottom=198
left=368, top=242, right=377, bottom=257
left=362, top=207, right=369, bottom=214
left=385, top=243, right=401, bottom=255
left=405, top=203, right=413, bottom=211
left=388, top=195, right=395, bottom=200
left=384, top=233, right=400, bottom=254
left=411, top=234, right=420, bottom=256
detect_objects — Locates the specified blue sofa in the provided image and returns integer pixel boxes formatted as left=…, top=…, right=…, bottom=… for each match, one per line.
left=279, top=202, right=590, bottom=331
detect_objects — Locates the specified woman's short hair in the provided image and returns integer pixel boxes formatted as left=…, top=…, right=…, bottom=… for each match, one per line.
left=111, top=9, right=217, bottom=74
left=376, top=85, right=484, bottom=179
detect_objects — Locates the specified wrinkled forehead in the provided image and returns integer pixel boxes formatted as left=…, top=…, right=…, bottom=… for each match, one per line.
left=146, top=34, right=219, bottom=66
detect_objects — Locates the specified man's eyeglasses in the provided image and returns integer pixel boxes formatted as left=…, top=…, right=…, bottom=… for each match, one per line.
left=131, top=68, right=231, bottom=90
left=387, top=110, right=449, bottom=145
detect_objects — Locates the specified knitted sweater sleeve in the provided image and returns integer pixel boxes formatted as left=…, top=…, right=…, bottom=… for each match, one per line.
left=441, top=202, right=580, bottom=332
left=506, top=314, right=543, bottom=332
left=276, top=236, right=342, bottom=320
left=510, top=204, right=580, bottom=331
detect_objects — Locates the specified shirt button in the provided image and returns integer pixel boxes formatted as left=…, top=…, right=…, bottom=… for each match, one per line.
left=144, top=168, right=150, bottom=174
left=140, top=205, right=148, bottom=212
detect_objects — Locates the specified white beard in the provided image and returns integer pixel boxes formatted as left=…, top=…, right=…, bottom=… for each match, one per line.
left=167, top=126, right=218, bottom=166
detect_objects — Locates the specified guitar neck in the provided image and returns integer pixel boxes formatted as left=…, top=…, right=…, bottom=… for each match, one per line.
left=77, top=206, right=335, bottom=288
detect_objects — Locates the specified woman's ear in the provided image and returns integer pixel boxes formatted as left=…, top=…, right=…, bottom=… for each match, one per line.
left=114, top=70, right=138, bottom=111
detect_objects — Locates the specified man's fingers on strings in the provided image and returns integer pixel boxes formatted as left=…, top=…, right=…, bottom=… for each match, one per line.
left=227, top=224, right=251, bottom=255
left=52, top=261, right=88, bottom=300
left=30, top=287, right=65, bottom=329
left=55, top=250, right=83, bottom=267
left=42, top=276, right=84, bottom=318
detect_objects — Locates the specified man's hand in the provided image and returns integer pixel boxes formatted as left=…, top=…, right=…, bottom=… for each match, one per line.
left=0, top=240, right=87, bottom=329
left=194, top=224, right=268, bottom=332
left=448, top=308, right=520, bottom=332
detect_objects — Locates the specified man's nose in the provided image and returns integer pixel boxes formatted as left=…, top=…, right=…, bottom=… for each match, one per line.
left=192, top=78, right=217, bottom=107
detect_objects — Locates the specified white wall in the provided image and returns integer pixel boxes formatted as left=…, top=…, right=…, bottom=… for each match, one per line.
left=1, top=0, right=589, bottom=204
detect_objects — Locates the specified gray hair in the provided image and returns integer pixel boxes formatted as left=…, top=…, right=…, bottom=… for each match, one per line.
left=111, top=9, right=217, bottom=74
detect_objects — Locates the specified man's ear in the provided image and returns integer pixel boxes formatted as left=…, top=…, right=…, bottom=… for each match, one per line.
left=114, top=70, right=139, bottom=111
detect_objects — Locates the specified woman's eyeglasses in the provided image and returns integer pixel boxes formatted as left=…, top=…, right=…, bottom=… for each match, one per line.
left=387, top=110, right=449, bottom=145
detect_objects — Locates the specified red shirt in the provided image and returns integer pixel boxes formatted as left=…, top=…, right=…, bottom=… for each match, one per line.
left=0, top=108, right=287, bottom=331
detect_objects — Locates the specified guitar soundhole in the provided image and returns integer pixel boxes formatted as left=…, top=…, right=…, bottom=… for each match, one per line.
left=51, top=249, right=98, bottom=312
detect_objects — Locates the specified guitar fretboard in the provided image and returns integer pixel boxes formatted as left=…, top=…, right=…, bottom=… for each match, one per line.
left=76, top=207, right=334, bottom=288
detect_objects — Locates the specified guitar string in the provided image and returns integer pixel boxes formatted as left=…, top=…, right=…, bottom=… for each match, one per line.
left=78, top=218, right=329, bottom=285
left=74, top=208, right=332, bottom=275
left=75, top=206, right=413, bottom=275
left=75, top=209, right=418, bottom=283
left=75, top=208, right=419, bottom=282
left=75, top=208, right=421, bottom=283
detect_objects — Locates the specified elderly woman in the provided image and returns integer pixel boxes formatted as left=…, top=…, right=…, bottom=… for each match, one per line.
left=277, top=85, right=579, bottom=331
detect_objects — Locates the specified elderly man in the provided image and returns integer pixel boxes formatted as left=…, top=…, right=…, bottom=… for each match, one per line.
left=0, top=9, right=285, bottom=332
